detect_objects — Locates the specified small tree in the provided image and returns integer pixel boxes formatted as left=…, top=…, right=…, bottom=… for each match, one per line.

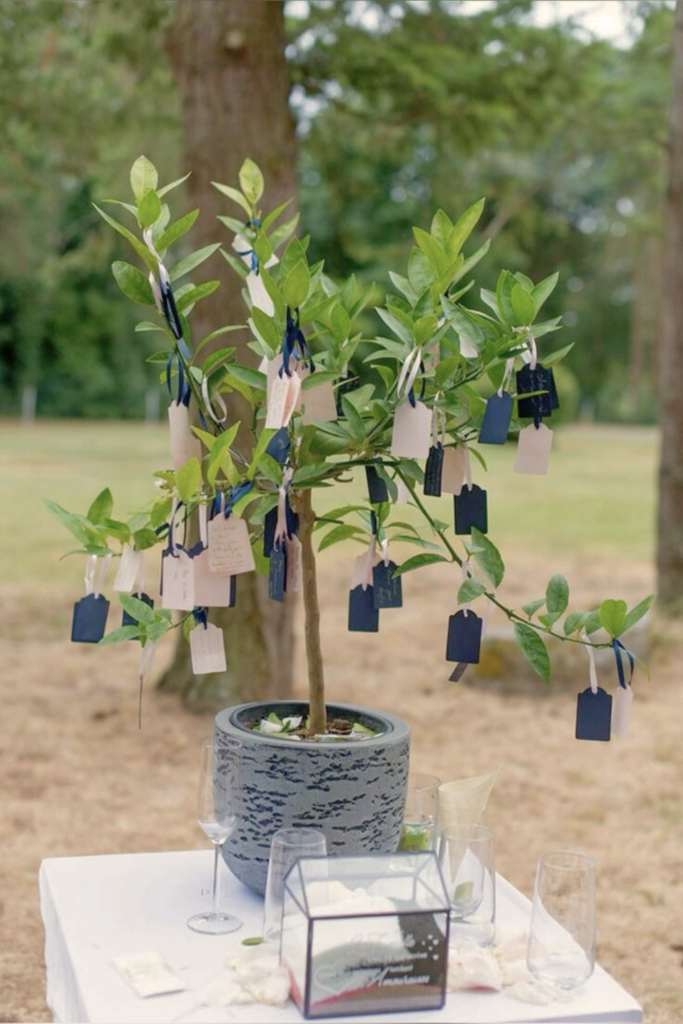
left=48, top=156, right=652, bottom=736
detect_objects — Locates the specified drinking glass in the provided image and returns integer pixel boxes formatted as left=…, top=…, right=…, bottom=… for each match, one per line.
left=439, top=823, right=495, bottom=946
left=527, top=851, right=595, bottom=989
left=188, top=737, right=243, bottom=935
left=398, top=772, right=442, bottom=851
left=263, top=827, right=327, bottom=943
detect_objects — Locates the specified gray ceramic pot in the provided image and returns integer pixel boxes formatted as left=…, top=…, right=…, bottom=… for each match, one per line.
left=215, top=700, right=410, bottom=895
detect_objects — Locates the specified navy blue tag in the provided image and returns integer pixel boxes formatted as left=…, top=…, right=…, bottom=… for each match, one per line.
left=365, top=466, right=388, bottom=504
left=516, top=364, right=553, bottom=419
left=122, top=593, right=154, bottom=633
left=454, top=485, right=488, bottom=534
left=423, top=444, right=444, bottom=497
left=263, top=503, right=299, bottom=557
left=549, top=367, right=560, bottom=410
left=268, top=545, right=286, bottom=602
left=575, top=687, right=612, bottom=741
left=449, top=663, right=469, bottom=682
left=446, top=611, right=482, bottom=663
left=479, top=393, right=512, bottom=444
left=71, top=594, right=110, bottom=643
left=228, top=575, right=236, bottom=608
left=372, top=561, right=403, bottom=609
left=266, top=427, right=290, bottom=466
left=348, top=585, right=380, bottom=632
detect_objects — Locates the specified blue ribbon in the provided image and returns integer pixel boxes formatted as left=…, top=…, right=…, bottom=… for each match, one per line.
left=192, top=607, right=208, bottom=628
left=280, top=307, right=315, bottom=378
left=210, top=482, right=253, bottom=520
left=164, top=501, right=183, bottom=556
left=611, top=638, right=634, bottom=690
left=166, top=352, right=191, bottom=406
left=407, top=360, right=426, bottom=408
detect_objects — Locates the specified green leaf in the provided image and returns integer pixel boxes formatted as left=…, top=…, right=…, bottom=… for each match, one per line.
left=102, top=517, right=131, bottom=543
left=212, top=181, right=252, bottom=216
left=112, top=261, right=155, bottom=306
left=522, top=598, right=546, bottom=619
left=241, top=937, right=265, bottom=947
left=44, top=499, right=108, bottom=552
left=470, top=528, right=504, bottom=587
left=169, top=244, right=221, bottom=283
left=130, top=156, right=158, bottom=201
left=98, top=625, right=142, bottom=645
left=458, top=578, right=487, bottom=604
left=448, top=198, right=485, bottom=258
left=268, top=213, right=300, bottom=252
left=175, top=280, right=220, bottom=313
left=584, top=610, right=603, bottom=635
left=176, top=456, right=202, bottom=502
left=599, top=599, right=628, bottom=638
left=511, top=283, right=536, bottom=325
left=132, top=528, right=158, bottom=551
left=514, top=622, right=550, bottom=683
left=227, top=363, right=267, bottom=389
left=563, top=611, right=588, bottom=636
left=282, top=260, right=310, bottom=309
left=532, top=272, right=559, bottom=315
left=87, top=488, right=113, bottom=525
left=318, top=524, right=365, bottom=552
left=261, top=198, right=293, bottom=232
left=393, top=552, right=448, bottom=576
left=156, top=209, right=200, bottom=252
left=119, top=594, right=157, bottom=626
left=546, top=574, right=569, bottom=618
left=621, top=595, right=655, bottom=633
left=239, top=158, right=264, bottom=205
left=137, top=189, right=161, bottom=230
left=157, top=172, right=191, bottom=199
left=341, top=395, right=365, bottom=439
left=93, top=204, right=157, bottom=274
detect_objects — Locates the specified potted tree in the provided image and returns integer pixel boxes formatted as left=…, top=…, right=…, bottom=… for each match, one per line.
left=47, top=157, right=651, bottom=893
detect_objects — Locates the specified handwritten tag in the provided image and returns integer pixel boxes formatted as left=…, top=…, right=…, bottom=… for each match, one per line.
left=576, top=687, right=612, bottom=741
left=514, top=423, right=553, bottom=475
left=265, top=373, right=293, bottom=429
left=161, top=548, right=195, bottom=610
left=71, top=594, right=109, bottom=643
left=192, top=548, right=234, bottom=607
left=348, top=585, right=379, bottom=632
left=168, top=402, right=201, bottom=470
left=479, top=393, right=512, bottom=445
left=516, top=364, right=554, bottom=420
left=365, top=465, right=388, bottom=504
left=612, top=685, right=633, bottom=738
left=268, top=545, right=287, bottom=602
left=113, top=544, right=143, bottom=593
left=190, top=623, right=227, bottom=675
left=372, top=560, right=403, bottom=609
left=246, top=270, right=274, bottom=316
left=391, top=401, right=432, bottom=460
left=446, top=611, right=482, bottom=663
left=285, top=535, right=302, bottom=592
left=122, top=592, right=154, bottom=629
left=441, top=447, right=465, bottom=494
left=454, top=485, right=488, bottom=534
left=265, top=427, right=290, bottom=466
left=113, top=951, right=185, bottom=999
left=208, top=516, right=255, bottom=575
left=423, top=444, right=444, bottom=497
left=300, top=380, right=338, bottom=424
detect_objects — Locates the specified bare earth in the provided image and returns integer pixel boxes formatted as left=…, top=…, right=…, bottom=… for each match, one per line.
left=1, top=540, right=681, bottom=1024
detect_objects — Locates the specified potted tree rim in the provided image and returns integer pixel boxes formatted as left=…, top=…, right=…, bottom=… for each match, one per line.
left=47, top=157, right=652, bottom=893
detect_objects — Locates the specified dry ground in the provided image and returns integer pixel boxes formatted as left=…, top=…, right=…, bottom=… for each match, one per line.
left=1, top=423, right=681, bottom=1023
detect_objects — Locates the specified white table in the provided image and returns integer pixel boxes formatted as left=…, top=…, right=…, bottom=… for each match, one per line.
left=39, top=850, right=642, bottom=1024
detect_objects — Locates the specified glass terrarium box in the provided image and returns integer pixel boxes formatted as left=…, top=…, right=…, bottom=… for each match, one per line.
left=280, top=852, right=450, bottom=1019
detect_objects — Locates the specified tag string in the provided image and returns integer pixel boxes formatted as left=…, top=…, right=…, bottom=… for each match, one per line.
left=461, top=447, right=473, bottom=491
left=432, top=407, right=446, bottom=449
left=166, top=352, right=190, bottom=407
left=166, top=499, right=181, bottom=555
left=198, top=501, right=208, bottom=549
left=192, top=607, right=209, bottom=629
left=497, top=358, right=514, bottom=398
left=527, top=332, right=538, bottom=371
left=210, top=481, right=254, bottom=520
left=612, top=638, right=634, bottom=690
left=280, top=308, right=314, bottom=377
left=362, top=532, right=376, bottom=591
left=84, top=554, right=110, bottom=598
left=274, top=467, right=294, bottom=547
left=581, top=630, right=599, bottom=695
left=201, top=376, right=228, bottom=425
left=396, top=347, right=423, bottom=406
left=460, top=559, right=471, bottom=618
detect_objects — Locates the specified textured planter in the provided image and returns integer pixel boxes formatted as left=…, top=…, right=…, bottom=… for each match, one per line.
left=215, top=700, right=410, bottom=895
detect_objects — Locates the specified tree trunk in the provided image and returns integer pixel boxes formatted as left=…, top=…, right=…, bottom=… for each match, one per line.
left=657, top=0, right=683, bottom=614
left=161, top=0, right=298, bottom=703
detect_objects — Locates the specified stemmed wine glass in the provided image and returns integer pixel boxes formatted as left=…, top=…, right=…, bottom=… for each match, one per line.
left=187, top=737, right=243, bottom=935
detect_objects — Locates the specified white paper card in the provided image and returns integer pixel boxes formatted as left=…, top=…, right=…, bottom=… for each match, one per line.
left=612, top=685, right=633, bottom=737
left=282, top=371, right=301, bottom=426
left=208, top=516, right=255, bottom=575
left=391, top=401, right=432, bottom=460
left=161, top=549, right=195, bottom=611
left=301, top=381, right=338, bottom=424
left=113, top=544, right=143, bottom=594
left=193, top=548, right=234, bottom=607
left=441, top=446, right=465, bottom=494
left=113, top=951, right=185, bottom=999
left=285, top=535, right=302, bottom=592
left=246, top=270, right=274, bottom=316
left=265, top=373, right=292, bottom=429
left=168, top=402, right=202, bottom=470
left=190, top=623, right=227, bottom=675
left=514, top=423, right=553, bottom=475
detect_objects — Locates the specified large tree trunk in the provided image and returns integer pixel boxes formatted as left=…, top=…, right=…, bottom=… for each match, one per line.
left=657, top=0, right=683, bottom=614
left=162, top=0, right=297, bottom=704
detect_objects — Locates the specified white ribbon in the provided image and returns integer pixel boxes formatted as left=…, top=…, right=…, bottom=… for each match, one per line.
left=497, top=358, right=514, bottom=397
left=396, top=347, right=422, bottom=401
left=198, top=501, right=208, bottom=549
left=148, top=271, right=163, bottom=314
left=361, top=532, right=376, bottom=591
left=167, top=498, right=180, bottom=550
left=84, top=554, right=110, bottom=598
left=380, top=538, right=390, bottom=567
left=460, top=560, right=472, bottom=618
left=134, top=555, right=145, bottom=599
left=201, top=375, right=228, bottom=425
left=432, top=407, right=446, bottom=448
left=274, top=467, right=294, bottom=547
left=581, top=630, right=599, bottom=695
left=461, top=447, right=473, bottom=492
left=527, top=332, right=538, bottom=371
left=138, top=640, right=157, bottom=683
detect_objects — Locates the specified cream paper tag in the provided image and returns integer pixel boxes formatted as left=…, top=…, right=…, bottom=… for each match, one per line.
left=246, top=270, right=274, bottom=316
left=612, top=685, right=633, bottom=738
left=168, top=402, right=201, bottom=470
left=351, top=551, right=382, bottom=589
left=282, top=371, right=302, bottom=426
left=441, top=446, right=465, bottom=494
left=193, top=549, right=234, bottom=607
left=300, top=380, right=338, bottom=424
left=391, top=401, right=432, bottom=460
left=285, top=535, right=302, bottom=592
left=161, top=549, right=195, bottom=611
left=208, top=516, right=255, bottom=575
left=113, top=951, right=185, bottom=999
left=113, top=544, right=143, bottom=593
left=265, top=373, right=292, bottom=429
left=190, top=623, right=227, bottom=675
left=514, top=423, right=553, bottom=475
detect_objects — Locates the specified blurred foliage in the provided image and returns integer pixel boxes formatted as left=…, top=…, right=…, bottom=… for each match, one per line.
left=0, top=0, right=674, bottom=420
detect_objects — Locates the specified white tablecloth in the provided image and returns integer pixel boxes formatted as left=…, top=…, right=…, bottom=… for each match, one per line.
left=39, top=849, right=642, bottom=1024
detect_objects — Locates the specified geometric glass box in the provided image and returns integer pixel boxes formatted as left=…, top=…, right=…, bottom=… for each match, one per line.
left=280, top=852, right=450, bottom=1019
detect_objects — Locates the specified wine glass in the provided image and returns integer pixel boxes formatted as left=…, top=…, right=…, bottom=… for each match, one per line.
left=527, top=850, right=595, bottom=989
left=187, top=737, right=243, bottom=935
